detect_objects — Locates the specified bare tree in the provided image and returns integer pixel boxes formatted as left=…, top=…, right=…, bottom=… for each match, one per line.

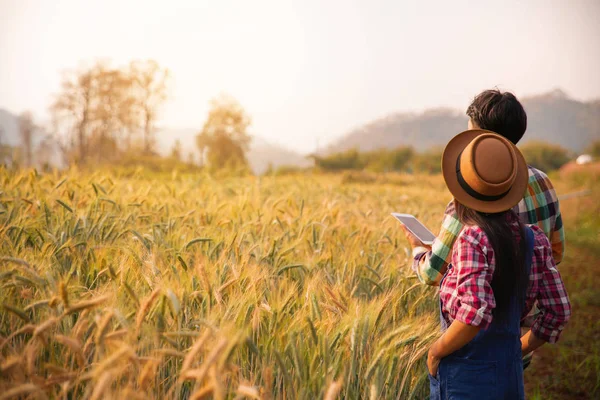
left=51, top=67, right=95, bottom=164
left=88, top=63, right=137, bottom=160
left=129, top=60, right=169, bottom=154
left=19, top=112, right=35, bottom=167
left=50, top=61, right=144, bottom=164
left=187, top=151, right=195, bottom=165
left=0, top=126, right=11, bottom=165
left=170, top=139, right=182, bottom=161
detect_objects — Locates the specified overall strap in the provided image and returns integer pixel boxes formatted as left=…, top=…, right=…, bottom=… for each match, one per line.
left=524, top=226, right=535, bottom=277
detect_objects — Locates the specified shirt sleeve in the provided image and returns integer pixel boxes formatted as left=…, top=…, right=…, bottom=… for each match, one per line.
left=452, top=228, right=496, bottom=330
left=550, top=205, right=565, bottom=265
left=412, top=201, right=464, bottom=285
left=531, top=240, right=571, bottom=343
left=542, top=174, right=565, bottom=265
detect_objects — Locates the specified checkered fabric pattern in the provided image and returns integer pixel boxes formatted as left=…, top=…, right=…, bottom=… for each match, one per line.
left=438, top=218, right=570, bottom=343
left=413, top=166, right=565, bottom=285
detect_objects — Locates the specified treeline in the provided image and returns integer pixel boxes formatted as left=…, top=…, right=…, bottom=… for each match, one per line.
left=51, top=60, right=169, bottom=164
left=310, top=147, right=443, bottom=174
left=4, top=58, right=598, bottom=175
left=6, top=58, right=254, bottom=174
left=305, top=140, right=593, bottom=175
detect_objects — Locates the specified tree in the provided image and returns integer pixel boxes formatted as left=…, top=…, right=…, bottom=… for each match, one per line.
left=0, top=126, right=13, bottom=165
left=170, top=139, right=182, bottom=161
left=585, top=140, right=600, bottom=159
left=19, top=112, right=35, bottom=167
left=311, top=146, right=414, bottom=172
left=50, top=60, right=168, bottom=164
left=413, top=147, right=443, bottom=174
left=186, top=151, right=196, bottom=165
left=129, top=60, right=169, bottom=154
left=196, top=95, right=252, bottom=170
left=519, top=141, right=571, bottom=172
left=88, top=63, right=137, bottom=161
left=51, top=66, right=96, bottom=164
left=363, top=147, right=414, bottom=172
left=311, top=149, right=364, bottom=171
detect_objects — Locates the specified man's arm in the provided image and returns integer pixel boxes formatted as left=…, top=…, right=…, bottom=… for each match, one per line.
left=550, top=206, right=565, bottom=265
left=411, top=201, right=464, bottom=286
left=520, top=330, right=546, bottom=356
left=529, top=240, right=571, bottom=343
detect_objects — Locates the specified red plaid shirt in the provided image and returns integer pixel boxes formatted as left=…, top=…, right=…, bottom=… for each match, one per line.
left=440, top=213, right=571, bottom=343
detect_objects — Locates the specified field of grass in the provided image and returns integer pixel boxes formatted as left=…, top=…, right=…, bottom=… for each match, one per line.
left=0, top=167, right=597, bottom=399
left=526, top=171, right=600, bottom=399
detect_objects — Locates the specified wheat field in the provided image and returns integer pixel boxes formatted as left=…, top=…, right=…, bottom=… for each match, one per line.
left=1, top=167, right=570, bottom=399
left=0, top=168, right=448, bottom=399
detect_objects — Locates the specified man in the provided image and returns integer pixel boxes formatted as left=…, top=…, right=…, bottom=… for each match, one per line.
left=401, top=89, right=565, bottom=368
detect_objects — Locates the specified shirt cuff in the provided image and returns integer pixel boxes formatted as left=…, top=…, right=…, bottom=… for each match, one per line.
left=531, top=315, right=566, bottom=344
left=412, top=246, right=428, bottom=259
left=454, top=303, right=492, bottom=330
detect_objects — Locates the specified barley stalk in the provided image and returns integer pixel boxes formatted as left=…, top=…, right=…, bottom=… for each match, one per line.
left=181, top=329, right=212, bottom=374
left=0, top=384, right=46, bottom=400
left=64, top=295, right=109, bottom=315
left=136, top=288, right=161, bottom=334
left=90, top=371, right=112, bottom=400
left=181, top=338, right=228, bottom=382
left=324, top=380, right=342, bottom=400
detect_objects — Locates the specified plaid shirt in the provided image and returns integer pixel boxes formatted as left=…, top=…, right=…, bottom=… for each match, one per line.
left=439, top=216, right=570, bottom=343
left=413, top=166, right=565, bottom=285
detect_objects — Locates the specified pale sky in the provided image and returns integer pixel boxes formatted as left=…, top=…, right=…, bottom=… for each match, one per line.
left=1, top=0, right=599, bottom=153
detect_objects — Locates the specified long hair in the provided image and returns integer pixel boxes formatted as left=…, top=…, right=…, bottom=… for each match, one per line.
left=454, top=200, right=528, bottom=321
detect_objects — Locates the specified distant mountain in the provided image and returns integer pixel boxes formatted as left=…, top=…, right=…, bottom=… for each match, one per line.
left=325, top=108, right=467, bottom=153
left=326, top=89, right=600, bottom=154
left=245, top=137, right=313, bottom=174
left=0, top=108, right=53, bottom=149
left=0, top=108, right=65, bottom=168
left=521, top=89, right=600, bottom=151
left=0, top=108, right=20, bottom=146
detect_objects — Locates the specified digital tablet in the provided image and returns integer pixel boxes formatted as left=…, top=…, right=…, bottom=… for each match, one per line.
left=391, top=213, right=436, bottom=245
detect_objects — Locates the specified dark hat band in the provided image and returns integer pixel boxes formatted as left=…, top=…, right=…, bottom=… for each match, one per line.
left=455, top=151, right=510, bottom=202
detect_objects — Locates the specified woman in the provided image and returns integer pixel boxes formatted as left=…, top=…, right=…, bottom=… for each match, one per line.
left=426, top=130, right=571, bottom=399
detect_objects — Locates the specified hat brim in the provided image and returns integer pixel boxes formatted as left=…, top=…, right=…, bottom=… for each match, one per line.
left=442, top=129, right=529, bottom=214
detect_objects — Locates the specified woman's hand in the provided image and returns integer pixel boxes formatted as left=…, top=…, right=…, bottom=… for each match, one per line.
left=427, top=321, right=481, bottom=376
left=427, top=346, right=441, bottom=376
left=399, top=224, right=431, bottom=250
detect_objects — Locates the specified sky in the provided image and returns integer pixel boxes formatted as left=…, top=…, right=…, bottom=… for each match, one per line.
left=1, top=0, right=599, bottom=153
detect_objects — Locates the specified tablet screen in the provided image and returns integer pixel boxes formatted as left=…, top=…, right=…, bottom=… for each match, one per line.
left=391, top=213, right=436, bottom=244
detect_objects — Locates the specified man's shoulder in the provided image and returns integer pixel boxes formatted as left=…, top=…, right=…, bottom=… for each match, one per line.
left=527, top=165, right=557, bottom=192
left=527, top=165, right=551, bottom=183
left=527, top=165, right=548, bottom=180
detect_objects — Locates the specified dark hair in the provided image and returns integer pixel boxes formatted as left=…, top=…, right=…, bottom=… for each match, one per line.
left=466, top=89, right=527, bottom=144
left=454, top=200, right=528, bottom=321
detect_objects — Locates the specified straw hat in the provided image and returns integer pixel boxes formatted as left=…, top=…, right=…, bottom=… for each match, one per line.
left=442, top=129, right=529, bottom=213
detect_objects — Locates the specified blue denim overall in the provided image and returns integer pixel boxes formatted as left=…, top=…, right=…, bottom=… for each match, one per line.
left=429, top=227, right=534, bottom=400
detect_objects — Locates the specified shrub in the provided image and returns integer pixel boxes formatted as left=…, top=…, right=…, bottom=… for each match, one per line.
left=312, top=148, right=364, bottom=171
left=314, top=146, right=414, bottom=173
left=585, top=140, right=600, bottom=159
left=412, top=148, right=443, bottom=174
left=363, top=147, right=414, bottom=173
left=519, top=141, right=571, bottom=172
